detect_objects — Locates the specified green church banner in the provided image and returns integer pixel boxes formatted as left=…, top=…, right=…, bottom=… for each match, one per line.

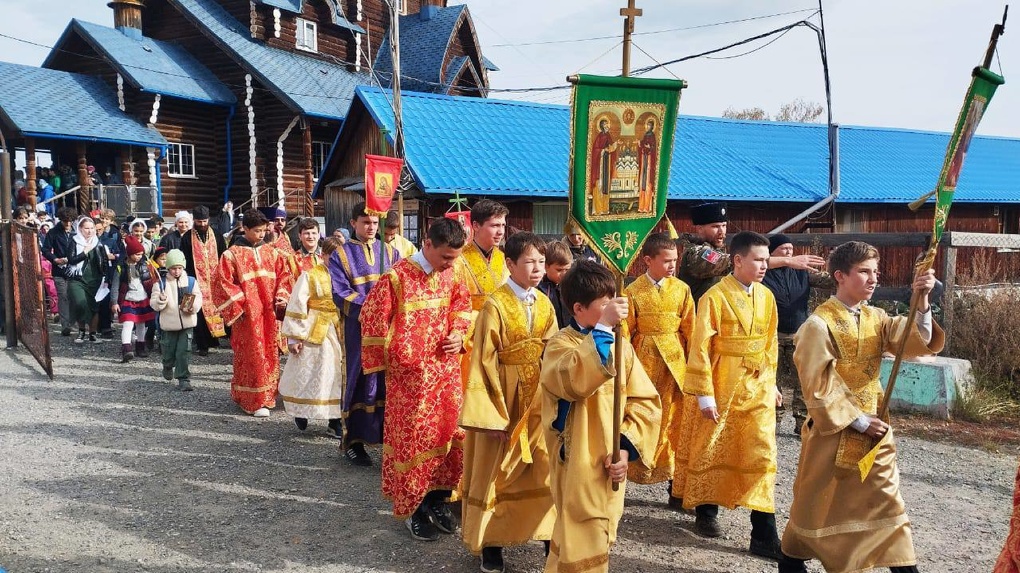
left=567, top=74, right=685, bottom=275
left=930, top=66, right=1004, bottom=244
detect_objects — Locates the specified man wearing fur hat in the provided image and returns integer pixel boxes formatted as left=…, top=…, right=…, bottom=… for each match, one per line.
left=761, top=234, right=833, bottom=436
left=677, top=203, right=826, bottom=303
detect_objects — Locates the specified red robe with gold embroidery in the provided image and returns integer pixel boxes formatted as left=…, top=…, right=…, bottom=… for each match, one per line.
left=213, top=240, right=290, bottom=413
left=361, top=257, right=472, bottom=518
left=997, top=462, right=1020, bottom=573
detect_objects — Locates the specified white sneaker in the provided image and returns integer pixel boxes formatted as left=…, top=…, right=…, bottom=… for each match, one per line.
left=252, top=407, right=271, bottom=418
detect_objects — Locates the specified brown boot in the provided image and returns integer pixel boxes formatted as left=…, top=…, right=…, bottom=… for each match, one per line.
left=135, top=340, right=149, bottom=358
left=121, top=344, right=134, bottom=363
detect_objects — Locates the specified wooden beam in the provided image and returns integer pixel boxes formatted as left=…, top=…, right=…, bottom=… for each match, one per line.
left=778, top=232, right=930, bottom=248
left=25, top=138, right=36, bottom=209
left=77, top=142, right=90, bottom=215
left=302, top=120, right=314, bottom=217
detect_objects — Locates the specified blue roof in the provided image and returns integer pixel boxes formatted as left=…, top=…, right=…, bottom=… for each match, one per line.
left=0, top=60, right=166, bottom=147
left=44, top=20, right=235, bottom=106
left=252, top=0, right=364, bottom=33
left=328, top=87, right=1020, bottom=204
left=375, top=5, right=468, bottom=93
left=839, top=125, right=1020, bottom=203
left=170, top=0, right=371, bottom=119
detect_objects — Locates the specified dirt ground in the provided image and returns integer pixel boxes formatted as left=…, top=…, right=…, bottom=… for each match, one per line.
left=0, top=329, right=1015, bottom=573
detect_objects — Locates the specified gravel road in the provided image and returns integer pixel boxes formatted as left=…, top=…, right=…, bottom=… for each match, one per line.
left=0, top=328, right=1015, bottom=573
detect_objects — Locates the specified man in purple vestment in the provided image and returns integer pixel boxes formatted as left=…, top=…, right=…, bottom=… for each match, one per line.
left=328, top=202, right=401, bottom=466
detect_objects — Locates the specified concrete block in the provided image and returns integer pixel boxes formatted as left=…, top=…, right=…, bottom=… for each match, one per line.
left=879, top=355, right=974, bottom=419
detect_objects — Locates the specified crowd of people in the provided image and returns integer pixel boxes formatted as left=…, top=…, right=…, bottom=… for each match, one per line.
left=5, top=195, right=1018, bottom=573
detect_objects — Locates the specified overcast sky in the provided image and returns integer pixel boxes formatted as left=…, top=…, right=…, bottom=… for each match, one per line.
left=0, top=0, right=1016, bottom=137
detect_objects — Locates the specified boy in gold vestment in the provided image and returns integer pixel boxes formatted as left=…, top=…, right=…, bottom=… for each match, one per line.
left=780, top=241, right=944, bottom=573
left=623, top=234, right=696, bottom=507
left=540, top=260, right=661, bottom=573
left=681, top=231, right=782, bottom=559
left=461, top=232, right=558, bottom=573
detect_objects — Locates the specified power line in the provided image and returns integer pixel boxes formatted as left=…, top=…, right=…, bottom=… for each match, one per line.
left=489, top=7, right=818, bottom=47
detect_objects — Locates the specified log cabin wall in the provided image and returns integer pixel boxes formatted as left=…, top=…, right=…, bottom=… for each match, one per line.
left=154, top=97, right=228, bottom=214
left=265, top=1, right=356, bottom=65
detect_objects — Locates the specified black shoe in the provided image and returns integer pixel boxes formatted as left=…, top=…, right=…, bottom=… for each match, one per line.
left=749, top=536, right=783, bottom=561
left=695, top=515, right=723, bottom=538
left=344, top=443, right=372, bottom=466
left=61, top=328, right=72, bottom=337
left=178, top=379, right=193, bottom=392
left=793, top=418, right=805, bottom=437
left=405, top=510, right=439, bottom=542
left=424, top=500, right=456, bottom=534
left=666, top=495, right=686, bottom=512
left=162, top=366, right=173, bottom=381
left=74, top=330, right=87, bottom=344
left=294, top=417, right=308, bottom=431
left=197, top=348, right=209, bottom=357
left=543, top=540, right=551, bottom=557
left=778, top=555, right=810, bottom=573
left=480, top=547, right=505, bottom=573
left=327, top=418, right=342, bottom=439
left=90, top=332, right=100, bottom=344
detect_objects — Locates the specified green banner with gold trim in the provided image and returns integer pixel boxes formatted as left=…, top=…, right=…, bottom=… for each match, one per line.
left=568, top=74, right=685, bottom=274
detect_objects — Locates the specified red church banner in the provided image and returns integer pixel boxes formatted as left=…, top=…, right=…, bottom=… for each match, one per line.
left=364, top=154, right=404, bottom=217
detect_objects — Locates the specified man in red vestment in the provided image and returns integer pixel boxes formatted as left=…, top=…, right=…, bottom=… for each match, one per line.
left=996, top=462, right=1020, bottom=573
left=361, top=218, right=472, bottom=542
left=213, top=209, right=290, bottom=417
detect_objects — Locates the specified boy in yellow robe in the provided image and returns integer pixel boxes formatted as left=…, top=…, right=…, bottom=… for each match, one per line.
left=779, top=241, right=944, bottom=573
left=623, top=233, right=696, bottom=507
left=682, top=231, right=782, bottom=559
left=461, top=232, right=559, bottom=573
left=540, top=260, right=661, bottom=573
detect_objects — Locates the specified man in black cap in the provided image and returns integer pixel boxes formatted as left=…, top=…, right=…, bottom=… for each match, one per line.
left=761, top=233, right=833, bottom=436
left=676, top=203, right=825, bottom=302
left=180, top=205, right=227, bottom=356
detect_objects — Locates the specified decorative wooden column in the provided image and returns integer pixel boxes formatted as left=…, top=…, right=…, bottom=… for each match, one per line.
left=24, top=137, right=37, bottom=208
left=120, top=147, right=136, bottom=186
left=302, top=119, right=314, bottom=217
left=77, top=142, right=91, bottom=215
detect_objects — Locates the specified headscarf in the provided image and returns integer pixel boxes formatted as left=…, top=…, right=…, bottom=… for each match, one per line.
left=68, top=217, right=98, bottom=277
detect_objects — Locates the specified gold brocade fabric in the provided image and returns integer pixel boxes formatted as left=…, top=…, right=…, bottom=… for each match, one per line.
left=540, top=328, right=661, bottom=573
left=456, top=243, right=509, bottom=388
left=460, top=284, right=559, bottom=553
left=814, top=298, right=885, bottom=469
left=282, top=265, right=339, bottom=346
left=624, top=275, right=696, bottom=484
left=781, top=300, right=945, bottom=573
left=681, top=275, right=779, bottom=512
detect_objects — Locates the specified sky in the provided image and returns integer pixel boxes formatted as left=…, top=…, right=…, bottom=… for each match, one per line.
left=0, top=0, right=1016, bottom=138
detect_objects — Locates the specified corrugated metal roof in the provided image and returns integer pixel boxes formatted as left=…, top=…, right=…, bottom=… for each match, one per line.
left=45, top=20, right=235, bottom=105
left=339, top=87, right=1020, bottom=204
left=171, top=0, right=371, bottom=120
left=0, top=60, right=166, bottom=146
left=375, top=5, right=467, bottom=93
left=840, top=125, right=1020, bottom=203
left=353, top=87, right=829, bottom=202
left=252, top=0, right=365, bottom=33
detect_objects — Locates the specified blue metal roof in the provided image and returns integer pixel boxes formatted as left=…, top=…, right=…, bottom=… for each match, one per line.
left=0, top=60, right=166, bottom=147
left=672, top=117, right=829, bottom=202
left=332, top=87, right=1020, bottom=204
left=252, top=0, right=365, bottom=34
left=375, top=5, right=468, bottom=93
left=840, top=125, right=1020, bottom=203
left=44, top=20, right=235, bottom=106
left=170, top=0, right=371, bottom=120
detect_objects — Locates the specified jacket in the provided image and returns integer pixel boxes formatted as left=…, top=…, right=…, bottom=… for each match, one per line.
left=150, top=273, right=203, bottom=331
left=112, top=259, right=158, bottom=304
left=42, top=223, right=75, bottom=275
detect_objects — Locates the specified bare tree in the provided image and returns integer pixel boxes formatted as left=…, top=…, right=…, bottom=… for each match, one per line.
left=722, top=99, right=824, bottom=123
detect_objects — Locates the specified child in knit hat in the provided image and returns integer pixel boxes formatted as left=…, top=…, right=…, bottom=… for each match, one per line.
left=111, top=236, right=158, bottom=362
left=150, top=249, right=202, bottom=391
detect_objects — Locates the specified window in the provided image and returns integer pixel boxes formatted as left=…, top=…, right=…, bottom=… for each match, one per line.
left=312, top=141, right=331, bottom=181
left=397, top=0, right=408, bottom=15
left=532, top=203, right=569, bottom=235
left=166, top=143, right=196, bottom=178
left=403, top=212, right=419, bottom=245
left=296, top=18, right=317, bottom=52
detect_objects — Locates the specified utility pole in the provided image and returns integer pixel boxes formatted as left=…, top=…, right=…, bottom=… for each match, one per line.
left=388, top=0, right=406, bottom=233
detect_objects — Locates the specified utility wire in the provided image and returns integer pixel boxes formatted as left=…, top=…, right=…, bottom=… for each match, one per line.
left=490, top=7, right=818, bottom=47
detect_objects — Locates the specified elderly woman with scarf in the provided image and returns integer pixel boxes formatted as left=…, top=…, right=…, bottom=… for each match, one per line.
left=67, top=216, right=105, bottom=343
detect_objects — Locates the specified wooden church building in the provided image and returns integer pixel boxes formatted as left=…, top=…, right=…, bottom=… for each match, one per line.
left=2, top=0, right=493, bottom=215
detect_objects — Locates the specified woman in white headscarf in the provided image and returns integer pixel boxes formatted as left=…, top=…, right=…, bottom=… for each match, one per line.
left=66, top=216, right=104, bottom=343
